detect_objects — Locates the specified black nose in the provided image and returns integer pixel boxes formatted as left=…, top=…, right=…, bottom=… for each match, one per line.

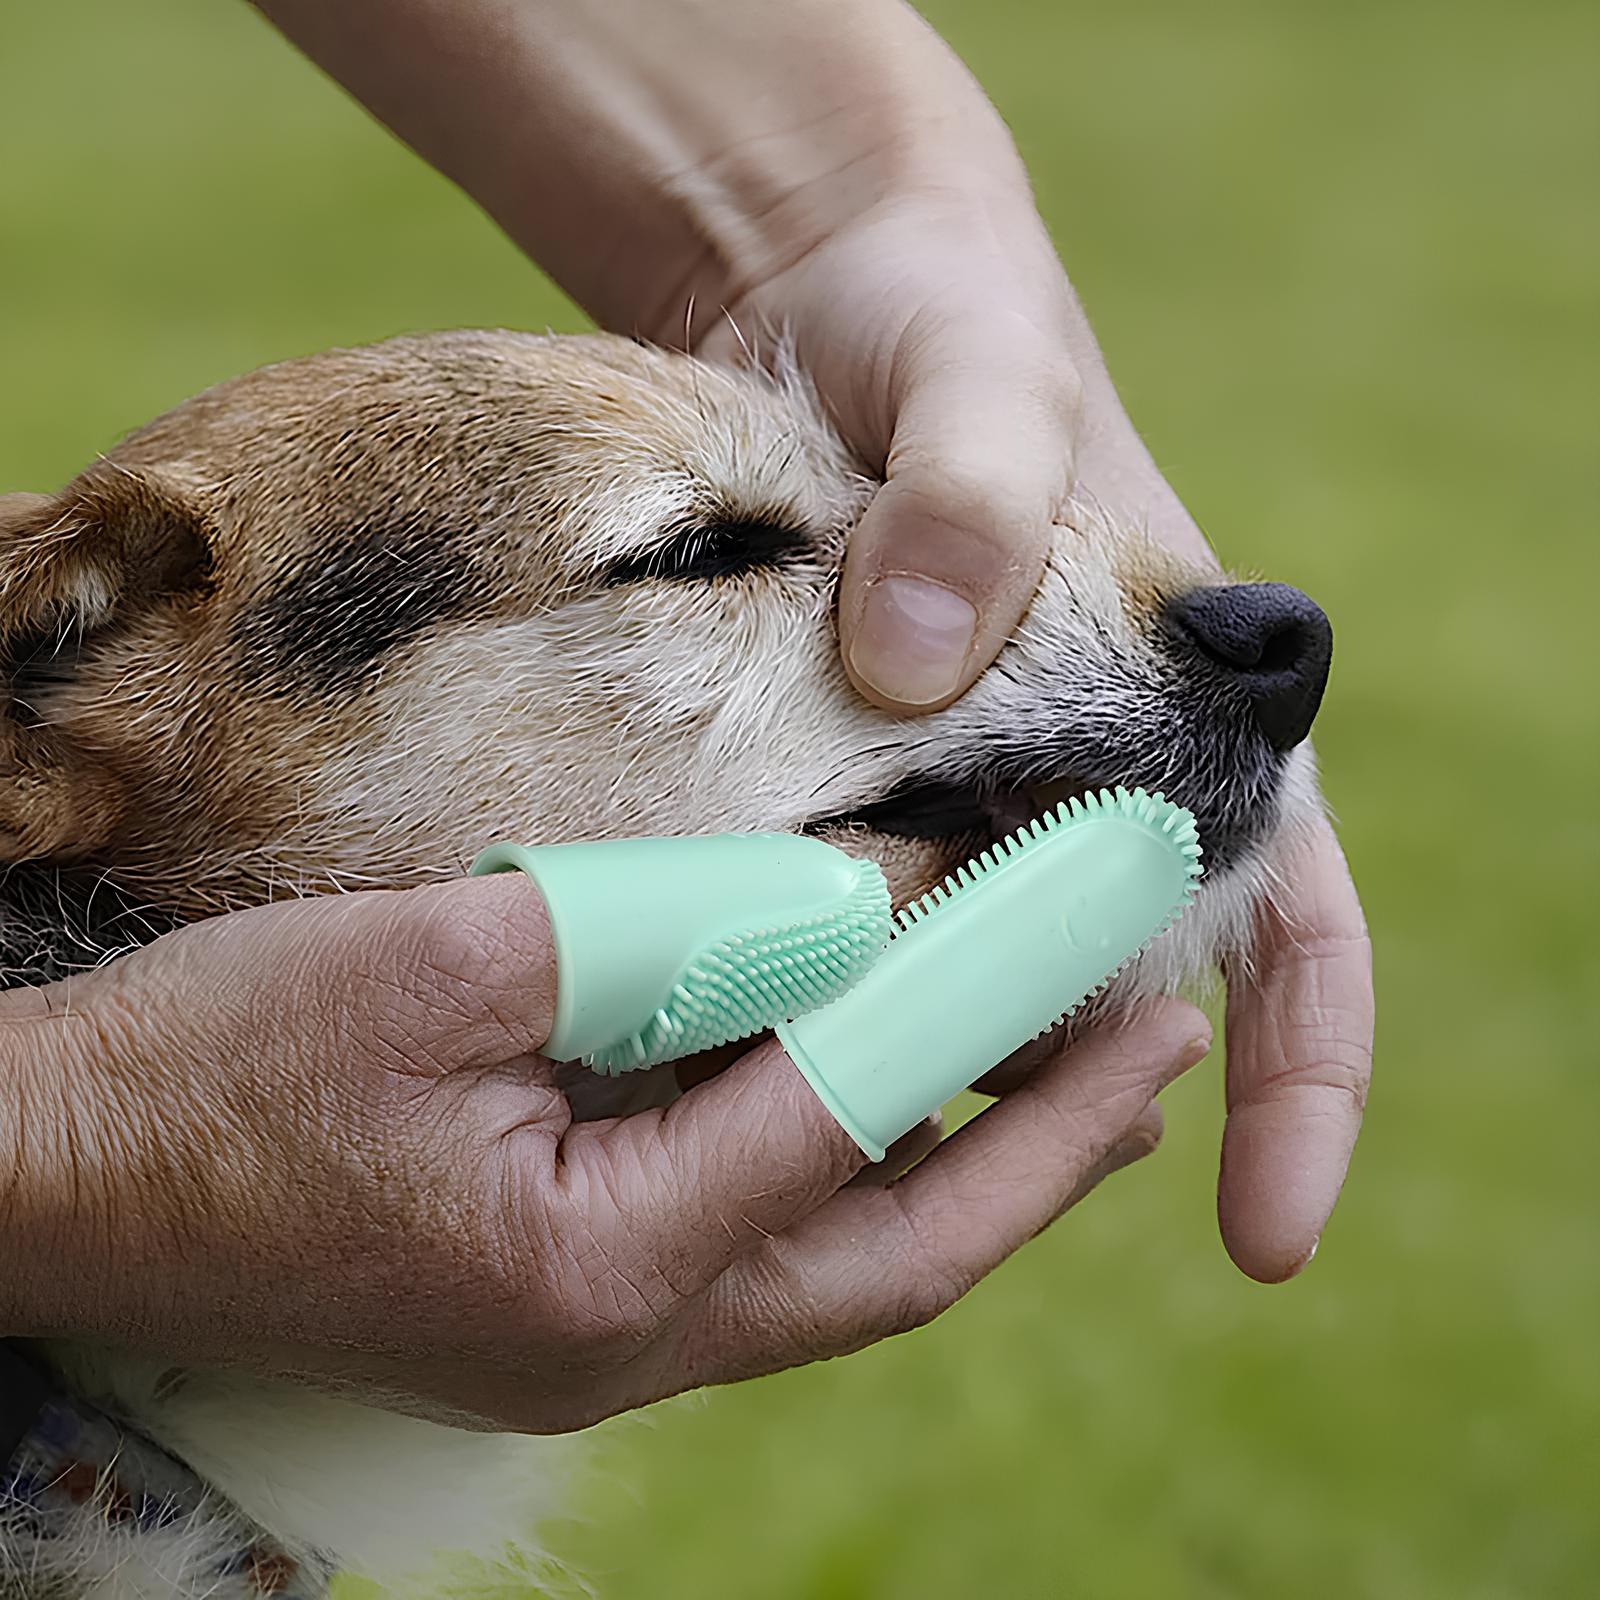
left=1167, top=582, right=1332, bottom=751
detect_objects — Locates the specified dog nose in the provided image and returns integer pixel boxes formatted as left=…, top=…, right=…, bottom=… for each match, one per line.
left=1168, top=582, right=1333, bottom=751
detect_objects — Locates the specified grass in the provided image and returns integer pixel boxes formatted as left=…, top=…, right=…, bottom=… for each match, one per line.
left=4, top=1, right=1596, bottom=1595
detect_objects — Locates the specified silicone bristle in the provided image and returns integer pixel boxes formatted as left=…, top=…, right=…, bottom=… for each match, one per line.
left=895, top=785, right=1201, bottom=936
left=892, top=786, right=1203, bottom=1036
left=585, top=858, right=892, bottom=1073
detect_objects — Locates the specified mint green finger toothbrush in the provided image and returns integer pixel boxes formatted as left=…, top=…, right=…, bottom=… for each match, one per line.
left=472, top=831, right=894, bottom=1073
left=472, top=787, right=1201, bottom=1158
left=777, top=787, right=1202, bottom=1158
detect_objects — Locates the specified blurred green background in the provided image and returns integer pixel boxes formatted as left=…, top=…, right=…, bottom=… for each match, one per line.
left=3, top=2, right=1595, bottom=1596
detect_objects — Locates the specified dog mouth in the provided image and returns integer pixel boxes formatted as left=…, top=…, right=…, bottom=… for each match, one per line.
left=807, top=744, right=1265, bottom=885
left=806, top=774, right=1098, bottom=849
left=802, top=773, right=1114, bottom=918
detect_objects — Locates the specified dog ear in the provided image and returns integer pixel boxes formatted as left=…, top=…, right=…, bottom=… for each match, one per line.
left=0, top=467, right=214, bottom=863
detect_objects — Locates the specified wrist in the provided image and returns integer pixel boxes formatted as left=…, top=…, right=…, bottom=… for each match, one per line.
left=617, top=6, right=1031, bottom=343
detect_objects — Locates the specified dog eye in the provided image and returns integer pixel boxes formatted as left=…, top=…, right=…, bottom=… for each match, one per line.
left=600, top=518, right=813, bottom=587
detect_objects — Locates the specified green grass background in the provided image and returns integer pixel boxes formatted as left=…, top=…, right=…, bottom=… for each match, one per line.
left=4, top=2, right=1595, bottom=1596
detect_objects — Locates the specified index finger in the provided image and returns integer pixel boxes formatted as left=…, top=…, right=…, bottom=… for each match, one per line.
left=558, top=1035, right=873, bottom=1284
left=1219, top=814, right=1374, bottom=1281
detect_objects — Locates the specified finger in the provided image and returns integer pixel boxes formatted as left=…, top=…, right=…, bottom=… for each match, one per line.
left=1219, top=814, right=1374, bottom=1282
left=1062, top=1099, right=1165, bottom=1206
left=556, top=1035, right=874, bottom=1284
left=838, top=306, right=1083, bottom=712
left=851, top=1004, right=1200, bottom=1267
left=681, top=1004, right=1209, bottom=1382
left=847, top=1112, right=945, bottom=1188
left=315, top=873, right=562, bottom=1078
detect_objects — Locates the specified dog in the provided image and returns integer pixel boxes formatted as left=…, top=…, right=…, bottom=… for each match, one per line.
left=0, top=329, right=1332, bottom=1597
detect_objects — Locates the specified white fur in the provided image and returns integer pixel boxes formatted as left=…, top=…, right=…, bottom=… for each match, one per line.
left=42, top=1345, right=577, bottom=1593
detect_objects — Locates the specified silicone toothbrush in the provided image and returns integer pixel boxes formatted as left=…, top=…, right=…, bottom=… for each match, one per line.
left=775, top=787, right=1202, bottom=1159
left=471, top=832, right=891, bottom=1072
left=470, top=788, right=1198, bottom=1151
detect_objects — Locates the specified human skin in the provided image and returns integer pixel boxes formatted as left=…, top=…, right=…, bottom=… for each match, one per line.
left=253, top=0, right=1374, bottom=1283
left=0, top=875, right=1207, bottom=1427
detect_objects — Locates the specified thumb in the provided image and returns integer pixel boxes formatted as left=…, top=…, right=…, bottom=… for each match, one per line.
left=101, top=873, right=560, bottom=1080
left=839, top=306, right=1082, bottom=712
left=320, top=874, right=561, bottom=1077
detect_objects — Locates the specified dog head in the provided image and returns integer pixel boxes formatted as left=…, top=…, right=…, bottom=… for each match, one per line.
left=0, top=330, right=1331, bottom=1000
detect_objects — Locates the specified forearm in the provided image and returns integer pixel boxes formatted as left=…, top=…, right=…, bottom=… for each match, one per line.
left=252, top=0, right=1024, bottom=341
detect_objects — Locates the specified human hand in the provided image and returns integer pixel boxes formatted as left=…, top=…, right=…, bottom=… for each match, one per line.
left=0, top=873, right=1208, bottom=1429
left=714, top=198, right=1374, bottom=1280
left=253, top=0, right=1372, bottom=1281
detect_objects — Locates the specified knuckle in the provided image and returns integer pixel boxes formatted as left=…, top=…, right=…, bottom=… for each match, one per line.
left=404, top=890, right=516, bottom=1001
left=878, top=1273, right=962, bottom=1338
left=879, top=1201, right=973, bottom=1331
left=1252, top=1048, right=1371, bottom=1115
left=1027, top=1083, right=1102, bottom=1160
left=882, top=456, right=1051, bottom=556
left=555, top=1268, right=663, bottom=1352
left=1050, top=354, right=1086, bottom=418
left=719, top=1242, right=823, bottom=1348
left=997, top=342, right=1084, bottom=430
left=383, top=879, right=551, bottom=1058
left=523, top=1182, right=681, bottom=1355
left=884, top=1264, right=968, bottom=1336
left=1026, top=1074, right=1145, bottom=1182
left=684, top=1241, right=865, bottom=1386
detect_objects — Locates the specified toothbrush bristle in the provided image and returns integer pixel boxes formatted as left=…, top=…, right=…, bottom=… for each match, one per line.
left=585, top=858, right=893, bottom=1073
left=584, top=788, right=1201, bottom=1073
left=892, top=786, right=1202, bottom=940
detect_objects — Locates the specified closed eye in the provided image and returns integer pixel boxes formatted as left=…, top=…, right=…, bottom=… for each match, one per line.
left=600, top=517, right=814, bottom=586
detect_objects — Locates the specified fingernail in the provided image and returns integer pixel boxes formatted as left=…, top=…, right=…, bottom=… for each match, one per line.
left=849, top=576, right=977, bottom=707
left=1110, top=1130, right=1159, bottom=1173
left=1152, top=1030, right=1213, bottom=1088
